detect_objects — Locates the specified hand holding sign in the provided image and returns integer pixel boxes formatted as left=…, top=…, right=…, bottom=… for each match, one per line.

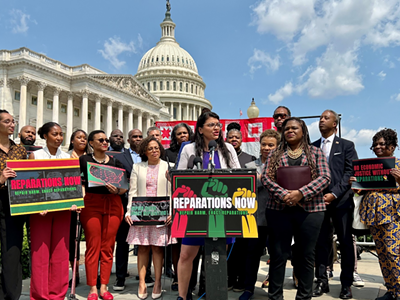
left=232, top=188, right=258, bottom=238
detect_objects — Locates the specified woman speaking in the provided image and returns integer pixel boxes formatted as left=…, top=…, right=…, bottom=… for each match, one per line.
left=262, top=117, right=330, bottom=300
left=176, top=111, right=240, bottom=300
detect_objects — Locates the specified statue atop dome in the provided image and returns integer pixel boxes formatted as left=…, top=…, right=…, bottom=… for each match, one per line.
left=166, top=0, right=171, bottom=12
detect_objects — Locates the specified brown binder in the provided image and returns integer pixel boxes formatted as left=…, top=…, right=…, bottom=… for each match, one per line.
left=277, top=166, right=312, bottom=190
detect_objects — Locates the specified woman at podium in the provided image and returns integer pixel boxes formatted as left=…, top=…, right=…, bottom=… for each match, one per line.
left=262, top=117, right=330, bottom=300
left=176, top=111, right=240, bottom=300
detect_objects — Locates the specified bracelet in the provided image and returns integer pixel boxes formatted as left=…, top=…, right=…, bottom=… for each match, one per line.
left=116, top=187, right=120, bottom=195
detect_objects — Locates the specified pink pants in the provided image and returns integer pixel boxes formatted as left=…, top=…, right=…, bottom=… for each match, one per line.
left=30, top=210, right=71, bottom=300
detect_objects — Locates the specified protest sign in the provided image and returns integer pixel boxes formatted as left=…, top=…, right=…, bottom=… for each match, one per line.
left=130, top=196, right=170, bottom=226
left=87, top=162, right=128, bottom=189
left=352, top=157, right=396, bottom=190
left=7, top=159, right=83, bottom=215
left=170, top=169, right=258, bottom=238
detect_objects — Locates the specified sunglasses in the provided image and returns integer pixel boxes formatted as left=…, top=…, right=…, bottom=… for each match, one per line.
left=132, top=135, right=143, bottom=138
left=273, top=113, right=288, bottom=119
left=111, top=135, right=123, bottom=139
left=96, top=138, right=110, bottom=144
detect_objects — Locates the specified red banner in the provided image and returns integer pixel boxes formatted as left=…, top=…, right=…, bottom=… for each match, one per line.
left=156, top=117, right=275, bottom=157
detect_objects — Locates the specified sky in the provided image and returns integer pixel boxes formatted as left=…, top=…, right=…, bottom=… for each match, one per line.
left=1, top=0, right=400, bottom=158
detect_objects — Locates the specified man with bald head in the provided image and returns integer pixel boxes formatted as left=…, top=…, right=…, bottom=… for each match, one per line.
left=109, top=129, right=125, bottom=152
left=18, top=125, right=36, bottom=146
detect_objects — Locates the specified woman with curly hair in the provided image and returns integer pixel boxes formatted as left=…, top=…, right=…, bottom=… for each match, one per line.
left=261, top=117, right=331, bottom=300
left=351, top=128, right=400, bottom=300
left=166, top=123, right=193, bottom=164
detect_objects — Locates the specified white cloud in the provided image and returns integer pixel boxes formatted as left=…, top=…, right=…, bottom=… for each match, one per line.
left=248, top=49, right=280, bottom=74
left=98, top=36, right=141, bottom=69
left=391, top=93, right=400, bottom=101
left=10, top=9, right=32, bottom=34
left=383, top=56, right=396, bottom=68
left=306, top=120, right=382, bottom=148
left=377, top=70, right=386, bottom=80
left=267, top=82, right=293, bottom=104
left=251, top=0, right=400, bottom=100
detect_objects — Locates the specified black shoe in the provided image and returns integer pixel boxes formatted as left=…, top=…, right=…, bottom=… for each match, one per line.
left=313, top=282, right=329, bottom=297
left=186, top=288, right=193, bottom=300
left=376, top=292, right=399, bottom=300
left=171, top=281, right=178, bottom=291
left=112, top=278, right=125, bottom=291
left=145, top=276, right=155, bottom=287
left=68, top=277, right=80, bottom=288
left=233, top=283, right=245, bottom=292
left=177, top=298, right=184, bottom=300
left=239, top=291, right=254, bottom=300
left=339, top=286, right=353, bottom=299
left=165, top=268, right=175, bottom=278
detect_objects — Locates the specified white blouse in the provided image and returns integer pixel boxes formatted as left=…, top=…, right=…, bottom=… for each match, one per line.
left=33, top=146, right=70, bottom=159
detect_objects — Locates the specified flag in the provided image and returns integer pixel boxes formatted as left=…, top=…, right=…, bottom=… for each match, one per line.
left=156, top=117, right=275, bottom=157
left=240, top=109, right=243, bottom=116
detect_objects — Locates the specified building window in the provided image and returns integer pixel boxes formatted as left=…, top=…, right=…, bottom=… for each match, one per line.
left=31, top=96, right=37, bottom=106
left=100, top=115, right=104, bottom=123
left=173, top=82, right=176, bottom=91
left=167, top=56, right=169, bottom=62
left=162, top=56, right=164, bottom=62
left=186, top=83, right=189, bottom=92
left=88, top=112, right=92, bottom=120
left=47, top=100, right=53, bottom=110
left=195, top=86, right=198, bottom=94
left=179, top=82, right=183, bottom=92
left=61, top=104, right=67, bottom=113
left=151, top=57, right=154, bottom=63
left=191, top=84, right=193, bottom=93
left=177, top=57, right=179, bottom=63
left=74, top=108, right=80, bottom=117
left=167, top=81, right=170, bottom=91
left=147, top=82, right=150, bottom=91
left=160, top=81, right=163, bottom=91
left=153, top=81, right=157, bottom=91
left=172, top=56, right=174, bottom=62
left=156, top=56, right=159, bottom=62
left=14, top=91, right=20, bottom=101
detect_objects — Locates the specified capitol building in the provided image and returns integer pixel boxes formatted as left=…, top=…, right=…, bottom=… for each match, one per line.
left=0, top=4, right=211, bottom=144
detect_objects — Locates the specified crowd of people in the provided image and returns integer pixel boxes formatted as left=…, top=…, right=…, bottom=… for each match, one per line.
left=0, top=106, right=399, bottom=300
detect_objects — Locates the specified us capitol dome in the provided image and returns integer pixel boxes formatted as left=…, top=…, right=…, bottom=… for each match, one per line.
left=134, top=2, right=212, bottom=121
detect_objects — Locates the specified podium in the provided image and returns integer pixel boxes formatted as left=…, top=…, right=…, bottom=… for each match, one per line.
left=170, top=168, right=258, bottom=299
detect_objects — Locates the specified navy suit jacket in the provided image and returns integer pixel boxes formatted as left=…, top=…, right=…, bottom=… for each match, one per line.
left=114, top=150, right=134, bottom=179
left=312, top=135, right=358, bottom=209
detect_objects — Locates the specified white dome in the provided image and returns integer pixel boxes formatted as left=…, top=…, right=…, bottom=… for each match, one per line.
left=137, top=41, right=198, bottom=74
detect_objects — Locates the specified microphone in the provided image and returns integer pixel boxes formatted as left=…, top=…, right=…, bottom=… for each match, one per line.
left=208, top=140, right=217, bottom=170
left=194, top=157, right=202, bottom=170
left=187, top=155, right=195, bottom=169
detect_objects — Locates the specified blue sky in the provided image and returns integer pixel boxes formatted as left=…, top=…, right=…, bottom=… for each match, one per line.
left=1, top=0, right=400, bottom=158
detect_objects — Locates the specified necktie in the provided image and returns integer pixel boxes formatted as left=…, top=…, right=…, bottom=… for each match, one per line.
left=321, top=139, right=330, bottom=161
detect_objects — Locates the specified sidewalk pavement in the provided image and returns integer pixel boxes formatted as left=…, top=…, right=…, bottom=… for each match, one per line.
left=21, top=243, right=387, bottom=300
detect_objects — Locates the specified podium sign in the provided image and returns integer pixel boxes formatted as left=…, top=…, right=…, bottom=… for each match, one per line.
left=170, top=169, right=258, bottom=238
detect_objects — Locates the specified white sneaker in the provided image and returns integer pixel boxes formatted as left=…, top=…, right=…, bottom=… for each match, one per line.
left=353, top=272, right=365, bottom=287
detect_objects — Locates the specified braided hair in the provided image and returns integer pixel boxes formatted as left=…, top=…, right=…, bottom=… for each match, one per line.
left=267, top=117, right=318, bottom=182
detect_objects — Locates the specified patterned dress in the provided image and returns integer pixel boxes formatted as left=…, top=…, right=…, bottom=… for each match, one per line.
left=126, top=164, right=176, bottom=246
left=359, top=158, right=400, bottom=297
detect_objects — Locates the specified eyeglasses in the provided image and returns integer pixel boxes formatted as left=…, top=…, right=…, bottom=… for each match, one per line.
left=96, top=138, right=110, bottom=144
left=132, top=135, right=143, bottom=138
left=273, top=113, right=288, bottom=119
left=204, top=122, right=222, bottom=128
left=1, top=119, right=16, bottom=125
left=147, top=146, right=160, bottom=152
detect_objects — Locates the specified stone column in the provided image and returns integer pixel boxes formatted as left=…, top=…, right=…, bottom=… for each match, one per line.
left=186, top=103, right=190, bottom=121
left=66, top=93, right=74, bottom=143
left=106, top=99, right=113, bottom=136
left=0, top=79, right=4, bottom=109
left=4, top=79, right=15, bottom=114
left=81, top=89, right=89, bottom=133
left=53, top=88, right=61, bottom=123
left=170, top=102, right=174, bottom=120
left=178, top=103, right=182, bottom=120
left=145, top=113, right=151, bottom=133
left=17, top=76, right=31, bottom=128
left=137, top=110, right=143, bottom=132
left=192, top=105, right=196, bottom=121
left=94, top=95, right=102, bottom=130
left=118, top=103, right=124, bottom=131
left=198, top=106, right=202, bottom=117
left=128, top=108, right=133, bottom=131
left=36, top=82, right=47, bottom=131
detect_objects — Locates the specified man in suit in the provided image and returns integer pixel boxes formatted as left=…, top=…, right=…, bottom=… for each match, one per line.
left=109, top=129, right=125, bottom=152
left=113, top=129, right=143, bottom=291
left=312, top=110, right=357, bottom=299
